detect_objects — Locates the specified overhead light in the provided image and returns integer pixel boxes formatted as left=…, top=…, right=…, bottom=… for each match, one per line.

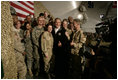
left=72, top=1, right=77, bottom=9
left=77, top=14, right=83, bottom=20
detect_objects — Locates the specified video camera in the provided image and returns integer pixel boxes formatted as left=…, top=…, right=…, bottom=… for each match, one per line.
left=95, top=21, right=109, bottom=34
left=95, top=18, right=116, bottom=42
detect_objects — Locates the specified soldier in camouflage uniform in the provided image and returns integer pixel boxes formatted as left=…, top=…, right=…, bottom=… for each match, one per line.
left=70, top=19, right=86, bottom=78
left=13, top=21, right=27, bottom=79
left=32, top=17, right=44, bottom=76
left=44, top=11, right=49, bottom=25
left=24, top=22, right=33, bottom=77
left=41, top=24, right=53, bottom=77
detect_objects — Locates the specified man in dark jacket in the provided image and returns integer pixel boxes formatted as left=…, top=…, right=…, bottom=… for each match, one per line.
left=52, top=18, right=70, bottom=78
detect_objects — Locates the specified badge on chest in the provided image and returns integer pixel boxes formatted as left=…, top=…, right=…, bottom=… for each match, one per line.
left=58, top=32, right=61, bottom=36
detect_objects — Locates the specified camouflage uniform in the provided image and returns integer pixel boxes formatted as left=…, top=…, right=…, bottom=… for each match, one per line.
left=70, top=29, right=86, bottom=78
left=41, top=31, right=53, bottom=73
left=13, top=28, right=27, bottom=79
left=19, top=29, right=24, bottom=39
left=71, top=30, right=85, bottom=55
left=32, top=26, right=44, bottom=75
left=66, top=28, right=72, bottom=36
left=24, top=30, right=33, bottom=76
left=65, top=28, right=72, bottom=40
left=45, top=17, right=49, bottom=25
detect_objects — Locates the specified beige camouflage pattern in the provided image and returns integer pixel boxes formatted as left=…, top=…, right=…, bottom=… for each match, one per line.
left=24, top=31, right=33, bottom=71
left=32, top=26, right=44, bottom=74
left=71, top=30, right=86, bottom=55
left=41, top=31, right=53, bottom=72
left=13, top=28, right=27, bottom=79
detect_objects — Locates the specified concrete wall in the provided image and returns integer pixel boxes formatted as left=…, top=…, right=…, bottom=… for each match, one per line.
left=41, top=1, right=117, bottom=33
left=34, top=1, right=53, bottom=18
left=1, top=1, right=17, bottom=79
left=41, top=1, right=81, bottom=20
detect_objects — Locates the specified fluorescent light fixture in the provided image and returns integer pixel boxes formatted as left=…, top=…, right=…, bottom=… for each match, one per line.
left=72, top=1, right=77, bottom=9
left=77, top=14, right=83, bottom=20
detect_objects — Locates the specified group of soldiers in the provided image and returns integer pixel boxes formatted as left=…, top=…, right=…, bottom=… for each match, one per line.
left=12, top=11, right=94, bottom=79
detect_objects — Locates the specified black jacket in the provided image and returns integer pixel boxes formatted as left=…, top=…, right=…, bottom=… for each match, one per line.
left=52, top=27, right=70, bottom=55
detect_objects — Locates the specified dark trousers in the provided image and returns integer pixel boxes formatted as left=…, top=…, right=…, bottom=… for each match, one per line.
left=68, top=54, right=82, bottom=79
